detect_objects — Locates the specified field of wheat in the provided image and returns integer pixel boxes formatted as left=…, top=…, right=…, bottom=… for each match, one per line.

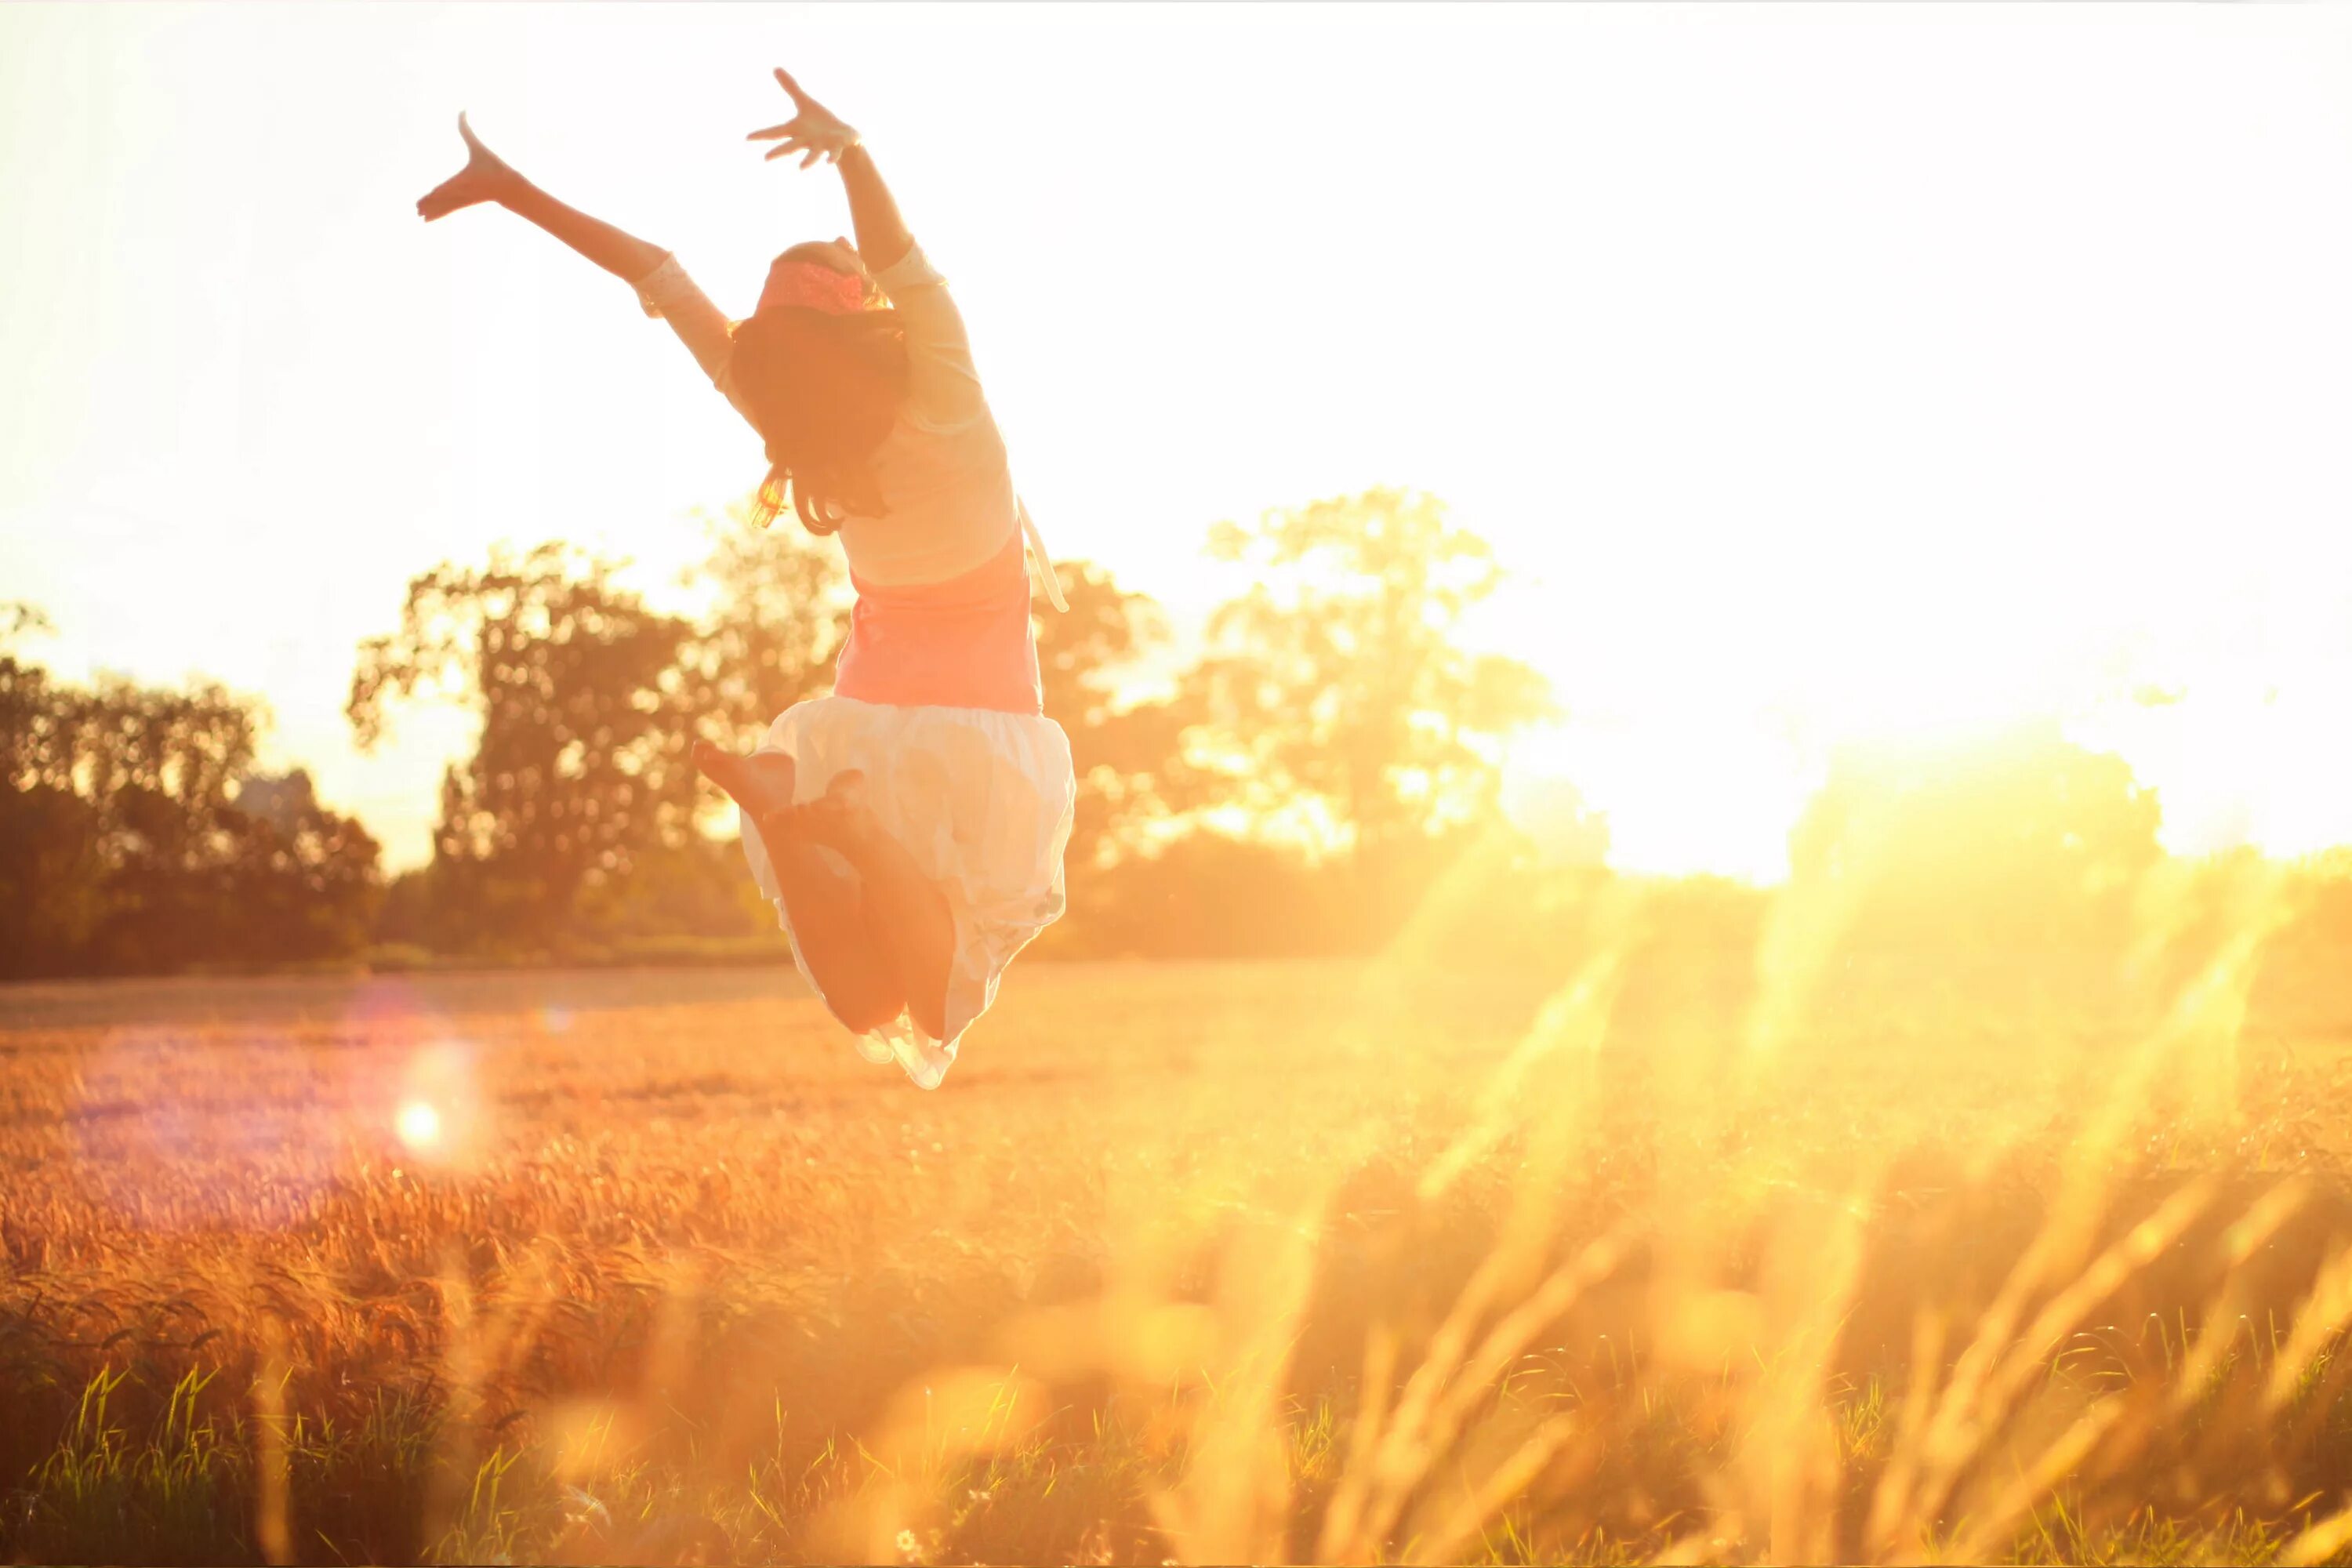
left=5, top=856, right=2352, bottom=1565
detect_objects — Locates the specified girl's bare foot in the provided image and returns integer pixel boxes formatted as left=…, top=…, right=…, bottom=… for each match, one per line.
left=692, top=739, right=798, bottom=822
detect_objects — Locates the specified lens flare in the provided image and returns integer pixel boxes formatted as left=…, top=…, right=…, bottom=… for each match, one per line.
left=395, top=1100, right=442, bottom=1150
left=388, top=1040, right=487, bottom=1171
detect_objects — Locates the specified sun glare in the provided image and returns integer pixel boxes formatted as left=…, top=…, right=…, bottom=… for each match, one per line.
left=1500, top=715, right=1824, bottom=886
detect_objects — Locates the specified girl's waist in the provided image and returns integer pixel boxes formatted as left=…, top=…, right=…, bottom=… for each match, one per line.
left=833, top=537, right=1040, bottom=714
left=832, top=614, right=1040, bottom=714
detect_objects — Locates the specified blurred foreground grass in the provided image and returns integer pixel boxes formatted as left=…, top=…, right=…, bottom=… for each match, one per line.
left=5, top=858, right=2352, bottom=1564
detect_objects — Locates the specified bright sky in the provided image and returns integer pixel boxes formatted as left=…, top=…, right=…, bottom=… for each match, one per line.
left=5, top=4, right=2352, bottom=882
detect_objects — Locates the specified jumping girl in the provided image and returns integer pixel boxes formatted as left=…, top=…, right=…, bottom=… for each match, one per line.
left=417, top=67, right=1076, bottom=1089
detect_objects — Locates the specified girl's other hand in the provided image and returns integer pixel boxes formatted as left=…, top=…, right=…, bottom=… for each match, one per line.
left=417, top=113, right=521, bottom=221
left=747, top=67, right=861, bottom=169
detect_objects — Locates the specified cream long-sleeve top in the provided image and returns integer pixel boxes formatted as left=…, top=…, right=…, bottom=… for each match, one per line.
left=632, top=245, right=1065, bottom=608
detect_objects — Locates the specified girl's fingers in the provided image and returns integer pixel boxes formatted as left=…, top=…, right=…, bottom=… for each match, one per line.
left=760, top=126, right=853, bottom=166
left=747, top=121, right=795, bottom=141
left=773, top=66, right=809, bottom=105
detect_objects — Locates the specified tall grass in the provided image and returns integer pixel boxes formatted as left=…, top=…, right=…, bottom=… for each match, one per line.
left=2, top=846, right=2351, bottom=1562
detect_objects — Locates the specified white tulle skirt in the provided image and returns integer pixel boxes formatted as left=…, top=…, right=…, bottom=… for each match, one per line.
left=736, top=695, right=1075, bottom=1088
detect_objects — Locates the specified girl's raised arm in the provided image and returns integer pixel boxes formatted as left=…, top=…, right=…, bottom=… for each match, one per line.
left=418, top=115, right=732, bottom=387
left=747, top=68, right=914, bottom=274
left=748, top=69, right=984, bottom=432
left=418, top=115, right=670, bottom=282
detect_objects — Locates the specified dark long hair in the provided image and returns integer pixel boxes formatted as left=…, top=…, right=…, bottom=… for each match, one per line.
left=729, top=303, right=909, bottom=535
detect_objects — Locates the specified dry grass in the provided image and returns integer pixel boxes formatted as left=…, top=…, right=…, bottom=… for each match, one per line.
left=5, top=854, right=2352, bottom=1564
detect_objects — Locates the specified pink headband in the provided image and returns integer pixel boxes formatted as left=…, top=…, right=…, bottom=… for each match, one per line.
left=758, top=260, right=869, bottom=317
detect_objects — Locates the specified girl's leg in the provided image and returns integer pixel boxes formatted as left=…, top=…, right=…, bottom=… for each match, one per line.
left=692, top=742, right=906, bottom=1033
left=800, top=772, right=958, bottom=1043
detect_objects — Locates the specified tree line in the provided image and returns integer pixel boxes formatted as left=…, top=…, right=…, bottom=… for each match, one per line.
left=0, top=608, right=379, bottom=977
left=6, top=488, right=2348, bottom=1013
left=2, top=489, right=1561, bottom=975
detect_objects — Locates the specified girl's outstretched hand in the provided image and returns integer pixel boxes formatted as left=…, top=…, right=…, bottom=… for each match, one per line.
left=747, top=67, right=860, bottom=169
left=417, top=114, right=520, bottom=221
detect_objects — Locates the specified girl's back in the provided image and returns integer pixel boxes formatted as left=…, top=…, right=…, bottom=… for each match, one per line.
left=637, top=243, right=1054, bottom=715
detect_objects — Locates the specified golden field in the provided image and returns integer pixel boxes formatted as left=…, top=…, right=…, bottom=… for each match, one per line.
left=6, top=862, right=2352, bottom=1566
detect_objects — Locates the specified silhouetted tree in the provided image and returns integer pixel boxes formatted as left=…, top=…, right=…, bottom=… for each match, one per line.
left=1174, top=488, right=1555, bottom=859
left=677, top=503, right=851, bottom=752
left=350, top=516, right=858, bottom=956
left=1034, top=558, right=1183, bottom=873
left=1786, top=720, right=2164, bottom=971
left=0, top=620, right=107, bottom=974
left=349, top=546, right=704, bottom=952
left=2, top=609, right=380, bottom=975
left=219, top=770, right=387, bottom=964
